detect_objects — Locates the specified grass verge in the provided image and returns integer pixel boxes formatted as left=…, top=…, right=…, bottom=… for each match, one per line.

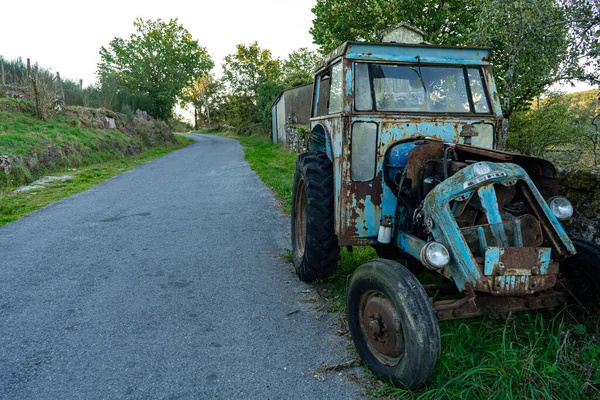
left=0, top=135, right=193, bottom=227
left=220, top=130, right=600, bottom=399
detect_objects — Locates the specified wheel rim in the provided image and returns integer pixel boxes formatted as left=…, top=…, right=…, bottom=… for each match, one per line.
left=358, top=290, right=404, bottom=366
left=294, top=178, right=307, bottom=258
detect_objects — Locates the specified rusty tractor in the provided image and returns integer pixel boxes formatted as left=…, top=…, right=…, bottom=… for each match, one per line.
left=290, top=27, right=600, bottom=388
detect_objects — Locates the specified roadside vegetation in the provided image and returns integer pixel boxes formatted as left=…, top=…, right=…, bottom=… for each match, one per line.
left=0, top=96, right=193, bottom=226
left=220, top=130, right=600, bottom=399
left=0, top=135, right=191, bottom=227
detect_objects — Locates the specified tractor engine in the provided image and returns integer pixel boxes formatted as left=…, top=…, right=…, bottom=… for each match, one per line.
left=384, top=139, right=575, bottom=295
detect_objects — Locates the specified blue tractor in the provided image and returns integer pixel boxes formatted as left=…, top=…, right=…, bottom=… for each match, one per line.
left=291, top=28, right=600, bottom=388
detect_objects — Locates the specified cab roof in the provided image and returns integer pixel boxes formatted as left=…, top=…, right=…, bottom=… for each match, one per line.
left=316, top=41, right=492, bottom=73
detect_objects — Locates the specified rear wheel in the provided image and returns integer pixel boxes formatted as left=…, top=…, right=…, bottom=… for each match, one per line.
left=560, top=238, right=600, bottom=310
left=291, top=152, right=339, bottom=282
left=347, top=259, right=440, bottom=388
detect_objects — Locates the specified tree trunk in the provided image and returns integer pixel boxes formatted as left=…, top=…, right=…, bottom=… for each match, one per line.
left=499, top=117, right=509, bottom=151
left=194, top=106, right=198, bottom=130
left=206, top=104, right=211, bottom=128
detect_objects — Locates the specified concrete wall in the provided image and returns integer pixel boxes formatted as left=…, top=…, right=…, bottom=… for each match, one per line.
left=276, top=96, right=286, bottom=147
left=282, top=84, right=312, bottom=125
left=271, top=84, right=312, bottom=151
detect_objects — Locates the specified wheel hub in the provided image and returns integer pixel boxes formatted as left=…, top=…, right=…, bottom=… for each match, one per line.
left=361, top=295, right=404, bottom=365
left=294, top=178, right=307, bottom=258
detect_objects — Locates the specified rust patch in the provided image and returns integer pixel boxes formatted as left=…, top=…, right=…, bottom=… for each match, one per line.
left=460, top=124, right=478, bottom=137
left=433, top=290, right=567, bottom=321
left=455, top=144, right=513, bottom=161
left=405, top=141, right=444, bottom=186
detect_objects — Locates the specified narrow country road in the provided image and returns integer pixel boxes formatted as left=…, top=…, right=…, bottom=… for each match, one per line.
left=0, top=135, right=362, bottom=399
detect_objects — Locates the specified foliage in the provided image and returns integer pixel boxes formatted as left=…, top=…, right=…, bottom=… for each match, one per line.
left=507, top=90, right=600, bottom=165
left=0, top=98, right=175, bottom=189
left=281, top=48, right=319, bottom=87
left=0, top=135, right=192, bottom=226
left=98, top=18, right=213, bottom=120
left=167, top=114, right=193, bottom=133
left=310, top=0, right=483, bottom=53
left=181, top=74, right=223, bottom=129
left=222, top=42, right=280, bottom=99
left=256, top=79, right=286, bottom=132
left=220, top=43, right=318, bottom=133
left=220, top=94, right=258, bottom=128
left=470, top=0, right=597, bottom=149
left=508, top=92, right=585, bottom=157
left=572, top=90, right=600, bottom=165
left=0, top=57, right=155, bottom=119
left=220, top=42, right=284, bottom=132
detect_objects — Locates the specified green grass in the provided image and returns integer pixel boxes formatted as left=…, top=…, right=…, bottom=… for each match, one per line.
left=0, top=135, right=193, bottom=226
left=0, top=99, right=174, bottom=188
left=221, top=130, right=600, bottom=399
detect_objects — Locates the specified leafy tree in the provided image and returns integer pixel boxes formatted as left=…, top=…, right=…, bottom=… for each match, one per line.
left=570, top=90, right=600, bottom=164
left=281, top=48, right=319, bottom=87
left=98, top=18, right=213, bottom=120
left=222, top=42, right=280, bottom=99
left=471, top=0, right=599, bottom=149
left=310, top=0, right=482, bottom=53
left=221, top=42, right=281, bottom=130
left=508, top=92, right=584, bottom=157
left=181, top=74, right=223, bottom=129
left=221, top=95, right=258, bottom=129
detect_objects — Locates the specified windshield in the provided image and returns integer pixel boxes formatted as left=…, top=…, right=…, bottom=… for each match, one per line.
left=355, top=63, right=491, bottom=114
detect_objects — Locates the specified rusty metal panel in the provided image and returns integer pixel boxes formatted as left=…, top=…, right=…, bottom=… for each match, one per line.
left=460, top=214, right=544, bottom=257
left=484, top=247, right=551, bottom=276
left=433, top=290, right=567, bottom=321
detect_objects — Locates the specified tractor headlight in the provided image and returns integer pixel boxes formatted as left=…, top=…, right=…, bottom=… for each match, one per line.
left=549, top=196, right=573, bottom=221
left=421, top=242, right=451, bottom=270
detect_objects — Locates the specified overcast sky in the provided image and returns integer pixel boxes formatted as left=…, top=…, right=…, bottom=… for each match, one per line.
left=0, top=0, right=318, bottom=86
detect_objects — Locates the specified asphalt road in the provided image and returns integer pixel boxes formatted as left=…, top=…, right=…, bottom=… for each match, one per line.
left=0, top=134, right=362, bottom=399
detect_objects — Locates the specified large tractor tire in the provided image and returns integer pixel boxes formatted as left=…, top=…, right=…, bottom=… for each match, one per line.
left=291, top=152, right=340, bottom=282
left=560, top=238, right=600, bottom=310
left=347, top=259, right=440, bottom=389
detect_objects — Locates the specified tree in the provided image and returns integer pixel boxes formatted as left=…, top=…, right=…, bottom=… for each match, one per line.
left=181, top=74, right=223, bottom=129
left=571, top=90, right=600, bottom=165
left=281, top=48, right=319, bottom=87
left=507, top=92, right=585, bottom=157
left=471, top=0, right=599, bottom=150
left=221, top=42, right=281, bottom=129
left=98, top=18, right=213, bottom=120
left=222, top=42, right=280, bottom=99
left=310, top=0, right=483, bottom=53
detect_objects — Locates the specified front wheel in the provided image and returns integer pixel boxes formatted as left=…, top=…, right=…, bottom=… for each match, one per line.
left=560, top=238, right=600, bottom=310
left=347, top=259, right=440, bottom=389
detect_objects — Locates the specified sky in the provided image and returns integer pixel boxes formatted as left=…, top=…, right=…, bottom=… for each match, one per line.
left=1, top=0, right=594, bottom=95
left=0, top=0, right=318, bottom=86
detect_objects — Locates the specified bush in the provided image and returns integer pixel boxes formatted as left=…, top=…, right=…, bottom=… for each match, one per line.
left=235, top=122, right=265, bottom=137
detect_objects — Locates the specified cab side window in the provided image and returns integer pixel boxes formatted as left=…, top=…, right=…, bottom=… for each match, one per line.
left=314, top=62, right=343, bottom=117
